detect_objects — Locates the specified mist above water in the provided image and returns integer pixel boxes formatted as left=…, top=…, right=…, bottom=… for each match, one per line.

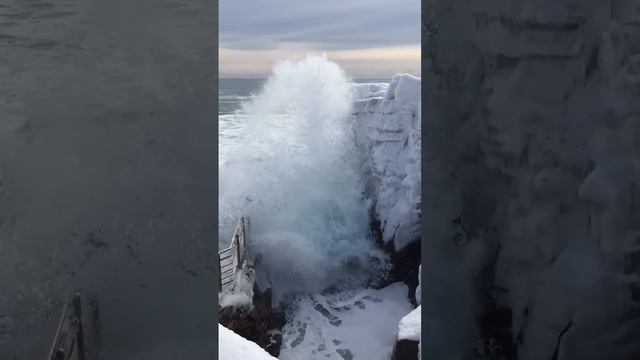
left=219, top=56, right=387, bottom=297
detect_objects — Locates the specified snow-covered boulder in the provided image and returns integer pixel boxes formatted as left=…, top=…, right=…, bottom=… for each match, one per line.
left=219, top=324, right=277, bottom=360
left=398, top=306, right=421, bottom=343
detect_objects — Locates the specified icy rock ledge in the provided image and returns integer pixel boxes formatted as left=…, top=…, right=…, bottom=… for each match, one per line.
left=352, top=74, right=421, bottom=252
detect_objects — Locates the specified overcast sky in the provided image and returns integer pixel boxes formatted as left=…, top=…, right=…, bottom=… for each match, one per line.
left=219, top=0, right=420, bottom=79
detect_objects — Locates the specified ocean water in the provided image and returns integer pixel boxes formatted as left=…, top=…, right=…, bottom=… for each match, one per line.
left=218, top=57, right=390, bottom=299
left=219, top=79, right=265, bottom=115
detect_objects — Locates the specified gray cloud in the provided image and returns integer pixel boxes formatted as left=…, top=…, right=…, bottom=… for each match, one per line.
left=220, top=0, right=420, bottom=50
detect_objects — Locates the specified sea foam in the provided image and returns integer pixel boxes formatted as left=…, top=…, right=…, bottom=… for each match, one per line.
left=219, top=55, right=386, bottom=299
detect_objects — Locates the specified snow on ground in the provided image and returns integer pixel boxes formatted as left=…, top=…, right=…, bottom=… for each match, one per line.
left=352, top=74, right=421, bottom=251
left=219, top=324, right=277, bottom=360
left=279, top=282, right=413, bottom=360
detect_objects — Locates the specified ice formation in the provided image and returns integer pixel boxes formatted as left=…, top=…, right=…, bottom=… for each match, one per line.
left=352, top=74, right=422, bottom=251
left=218, top=263, right=255, bottom=310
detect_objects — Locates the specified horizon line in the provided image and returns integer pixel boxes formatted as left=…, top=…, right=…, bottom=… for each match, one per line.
left=218, top=76, right=405, bottom=80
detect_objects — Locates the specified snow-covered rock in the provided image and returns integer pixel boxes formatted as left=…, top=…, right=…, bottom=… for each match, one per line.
left=219, top=324, right=277, bottom=360
left=394, top=308, right=421, bottom=360
left=352, top=74, right=422, bottom=252
left=398, top=306, right=421, bottom=342
left=424, top=1, right=640, bottom=359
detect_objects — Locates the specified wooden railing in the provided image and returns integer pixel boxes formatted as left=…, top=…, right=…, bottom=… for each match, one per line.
left=218, top=217, right=249, bottom=292
left=47, top=293, right=86, bottom=360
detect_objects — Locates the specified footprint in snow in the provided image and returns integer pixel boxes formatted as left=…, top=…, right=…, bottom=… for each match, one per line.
left=336, top=348, right=354, bottom=360
left=327, top=293, right=382, bottom=312
left=310, top=297, right=342, bottom=326
left=290, top=322, right=306, bottom=348
left=362, top=295, right=383, bottom=303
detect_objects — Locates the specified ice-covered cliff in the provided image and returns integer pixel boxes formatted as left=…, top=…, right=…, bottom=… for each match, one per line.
left=424, top=1, right=640, bottom=359
left=352, top=74, right=422, bottom=252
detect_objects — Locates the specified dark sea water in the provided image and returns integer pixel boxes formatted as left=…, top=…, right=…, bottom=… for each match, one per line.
left=0, top=1, right=216, bottom=359
left=219, top=79, right=265, bottom=115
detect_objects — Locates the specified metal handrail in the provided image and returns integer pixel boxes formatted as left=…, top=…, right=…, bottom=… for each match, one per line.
left=218, top=217, right=249, bottom=292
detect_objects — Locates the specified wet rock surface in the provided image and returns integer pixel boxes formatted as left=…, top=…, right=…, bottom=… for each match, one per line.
left=370, top=218, right=421, bottom=306
left=388, top=240, right=421, bottom=306
left=392, top=339, right=419, bottom=360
